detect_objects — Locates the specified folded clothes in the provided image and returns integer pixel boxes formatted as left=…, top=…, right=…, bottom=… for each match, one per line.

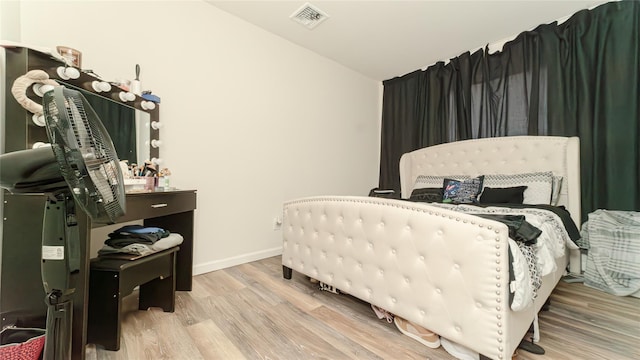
left=113, top=225, right=166, bottom=234
left=106, top=225, right=170, bottom=247
left=98, top=233, right=184, bottom=258
left=98, top=243, right=154, bottom=257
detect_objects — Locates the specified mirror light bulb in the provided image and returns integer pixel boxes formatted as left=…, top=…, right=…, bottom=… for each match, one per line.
left=141, top=101, right=156, bottom=110
left=151, top=121, right=162, bottom=130
left=56, top=66, right=80, bottom=80
left=32, top=114, right=46, bottom=127
left=66, top=67, right=81, bottom=79
left=119, top=91, right=136, bottom=102
left=151, top=139, right=162, bottom=148
left=92, top=81, right=111, bottom=92
left=33, top=83, right=55, bottom=97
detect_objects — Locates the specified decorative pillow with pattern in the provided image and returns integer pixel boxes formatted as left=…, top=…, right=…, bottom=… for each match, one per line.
left=442, top=176, right=484, bottom=204
left=413, top=175, right=471, bottom=191
left=483, top=172, right=554, bottom=205
left=409, top=187, right=444, bottom=203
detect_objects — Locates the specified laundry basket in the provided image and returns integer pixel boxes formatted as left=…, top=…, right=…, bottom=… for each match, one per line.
left=0, top=327, right=45, bottom=360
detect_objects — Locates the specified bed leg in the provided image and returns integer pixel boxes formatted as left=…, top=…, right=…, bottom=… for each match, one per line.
left=282, top=265, right=292, bottom=279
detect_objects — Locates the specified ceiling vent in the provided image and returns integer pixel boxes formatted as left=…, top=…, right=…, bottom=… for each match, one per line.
left=290, top=2, right=329, bottom=30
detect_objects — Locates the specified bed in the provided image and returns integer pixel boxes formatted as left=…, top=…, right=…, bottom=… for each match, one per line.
left=281, top=136, right=581, bottom=360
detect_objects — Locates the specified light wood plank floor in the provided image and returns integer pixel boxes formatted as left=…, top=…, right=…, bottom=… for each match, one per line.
left=86, top=256, right=640, bottom=360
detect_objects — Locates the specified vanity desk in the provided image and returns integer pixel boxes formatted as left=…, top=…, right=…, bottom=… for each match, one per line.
left=1, top=189, right=196, bottom=359
left=1, top=45, right=187, bottom=359
left=112, top=190, right=197, bottom=291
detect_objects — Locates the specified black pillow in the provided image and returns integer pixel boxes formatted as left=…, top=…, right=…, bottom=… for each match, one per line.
left=409, top=187, right=443, bottom=203
left=479, top=186, right=528, bottom=204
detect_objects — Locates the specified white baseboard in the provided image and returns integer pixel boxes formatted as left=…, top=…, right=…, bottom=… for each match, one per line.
left=193, top=246, right=283, bottom=275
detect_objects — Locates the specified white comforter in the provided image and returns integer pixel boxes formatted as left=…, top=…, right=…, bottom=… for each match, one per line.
left=428, top=203, right=579, bottom=310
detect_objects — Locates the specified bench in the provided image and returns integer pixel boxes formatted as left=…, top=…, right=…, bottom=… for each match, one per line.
left=87, top=246, right=179, bottom=351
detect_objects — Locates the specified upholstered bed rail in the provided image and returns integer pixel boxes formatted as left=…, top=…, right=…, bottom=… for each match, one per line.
left=282, top=196, right=515, bottom=360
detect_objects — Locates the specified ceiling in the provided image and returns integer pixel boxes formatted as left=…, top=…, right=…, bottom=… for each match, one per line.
left=207, top=0, right=607, bottom=81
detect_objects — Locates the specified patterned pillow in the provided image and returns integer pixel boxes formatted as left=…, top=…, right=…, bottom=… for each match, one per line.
left=442, top=176, right=484, bottom=204
left=483, top=172, right=554, bottom=205
left=413, top=175, right=471, bottom=190
left=409, top=187, right=443, bottom=203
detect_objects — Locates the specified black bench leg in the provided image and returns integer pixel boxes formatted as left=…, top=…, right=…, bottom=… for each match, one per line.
left=139, top=275, right=176, bottom=312
left=88, top=271, right=122, bottom=351
left=282, top=265, right=292, bottom=279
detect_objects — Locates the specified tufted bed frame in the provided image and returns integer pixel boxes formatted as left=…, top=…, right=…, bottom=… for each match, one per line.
left=281, top=136, right=581, bottom=360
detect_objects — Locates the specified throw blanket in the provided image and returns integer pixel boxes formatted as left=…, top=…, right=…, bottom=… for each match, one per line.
left=583, top=210, right=640, bottom=297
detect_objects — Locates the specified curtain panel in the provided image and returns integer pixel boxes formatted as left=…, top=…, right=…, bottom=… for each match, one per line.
left=379, top=1, right=639, bottom=220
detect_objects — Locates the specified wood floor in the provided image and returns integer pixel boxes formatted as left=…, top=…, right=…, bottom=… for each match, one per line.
left=86, top=256, right=640, bottom=360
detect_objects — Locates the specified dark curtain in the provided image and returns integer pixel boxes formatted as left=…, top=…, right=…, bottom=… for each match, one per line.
left=380, top=70, right=425, bottom=187
left=542, top=1, right=640, bottom=219
left=379, top=1, right=639, bottom=221
left=84, top=94, right=137, bottom=164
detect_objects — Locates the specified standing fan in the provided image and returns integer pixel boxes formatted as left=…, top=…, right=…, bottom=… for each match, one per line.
left=0, top=86, right=125, bottom=359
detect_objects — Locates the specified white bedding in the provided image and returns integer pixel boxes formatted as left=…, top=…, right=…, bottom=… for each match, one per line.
left=428, top=203, right=579, bottom=310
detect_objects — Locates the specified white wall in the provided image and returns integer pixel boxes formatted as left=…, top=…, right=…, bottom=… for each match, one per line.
left=15, top=0, right=382, bottom=274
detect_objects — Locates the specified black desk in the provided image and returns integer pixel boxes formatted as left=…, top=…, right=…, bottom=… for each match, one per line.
left=0, top=190, right=196, bottom=360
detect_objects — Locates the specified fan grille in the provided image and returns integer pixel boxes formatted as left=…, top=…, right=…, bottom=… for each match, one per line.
left=43, top=87, right=125, bottom=223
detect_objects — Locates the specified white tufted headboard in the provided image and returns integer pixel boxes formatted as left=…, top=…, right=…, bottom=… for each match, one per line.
left=399, top=136, right=581, bottom=226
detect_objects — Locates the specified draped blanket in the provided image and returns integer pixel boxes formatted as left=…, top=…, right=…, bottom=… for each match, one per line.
left=583, top=210, right=640, bottom=297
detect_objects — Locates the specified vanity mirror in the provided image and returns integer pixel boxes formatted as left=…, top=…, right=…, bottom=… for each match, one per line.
left=62, top=83, right=151, bottom=165
left=2, top=46, right=160, bottom=165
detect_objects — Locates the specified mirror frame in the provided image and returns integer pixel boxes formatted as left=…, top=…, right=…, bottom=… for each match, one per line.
left=2, top=46, right=159, bottom=162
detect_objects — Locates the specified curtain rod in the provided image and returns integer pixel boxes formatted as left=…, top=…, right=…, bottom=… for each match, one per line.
left=430, top=0, right=611, bottom=67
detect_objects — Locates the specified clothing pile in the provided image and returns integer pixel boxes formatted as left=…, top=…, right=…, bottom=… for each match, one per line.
left=98, top=225, right=183, bottom=257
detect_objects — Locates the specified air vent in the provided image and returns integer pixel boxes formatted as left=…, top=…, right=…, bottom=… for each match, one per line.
left=290, top=2, right=329, bottom=30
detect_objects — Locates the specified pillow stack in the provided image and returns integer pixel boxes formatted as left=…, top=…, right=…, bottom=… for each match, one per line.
left=410, top=171, right=559, bottom=205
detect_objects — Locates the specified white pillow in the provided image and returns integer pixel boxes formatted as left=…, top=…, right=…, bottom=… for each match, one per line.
left=551, top=176, right=563, bottom=206
left=483, top=171, right=554, bottom=205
